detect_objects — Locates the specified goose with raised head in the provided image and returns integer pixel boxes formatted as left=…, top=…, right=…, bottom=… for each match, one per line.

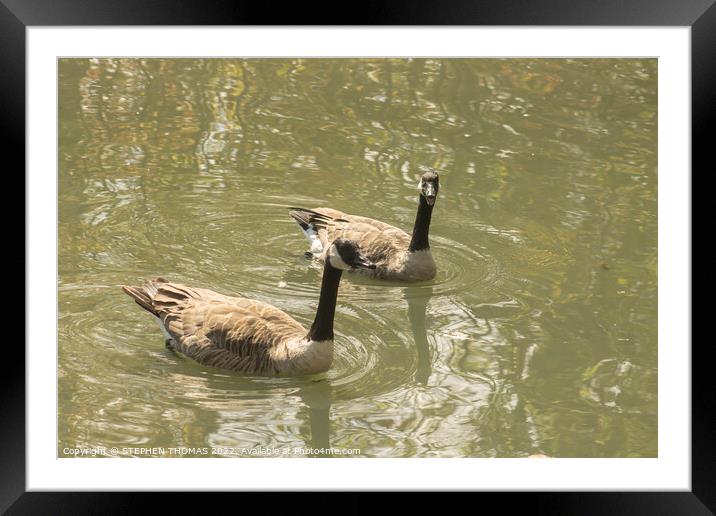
left=121, top=239, right=375, bottom=376
left=289, top=169, right=440, bottom=281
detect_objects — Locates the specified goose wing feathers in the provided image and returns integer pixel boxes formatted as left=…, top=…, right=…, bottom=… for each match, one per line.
left=123, top=278, right=306, bottom=373
left=288, top=207, right=410, bottom=264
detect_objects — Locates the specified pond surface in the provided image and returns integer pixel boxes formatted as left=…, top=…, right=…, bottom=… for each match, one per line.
left=58, top=58, right=657, bottom=458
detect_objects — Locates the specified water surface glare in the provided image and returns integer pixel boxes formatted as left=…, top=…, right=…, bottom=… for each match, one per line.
left=58, top=58, right=657, bottom=458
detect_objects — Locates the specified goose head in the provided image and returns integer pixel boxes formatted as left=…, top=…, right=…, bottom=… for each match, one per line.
left=327, top=239, right=376, bottom=271
left=419, top=169, right=440, bottom=206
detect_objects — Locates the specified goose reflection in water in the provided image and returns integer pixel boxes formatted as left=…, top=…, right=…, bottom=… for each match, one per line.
left=162, top=368, right=334, bottom=457
left=296, top=378, right=333, bottom=455
left=405, top=285, right=434, bottom=385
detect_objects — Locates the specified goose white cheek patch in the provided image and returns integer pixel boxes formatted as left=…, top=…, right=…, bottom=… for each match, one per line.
left=419, top=178, right=436, bottom=198
left=327, top=246, right=351, bottom=270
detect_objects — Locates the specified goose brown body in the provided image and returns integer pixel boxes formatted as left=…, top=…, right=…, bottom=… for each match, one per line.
left=122, top=278, right=331, bottom=376
left=122, top=240, right=375, bottom=377
left=289, top=170, right=440, bottom=282
left=288, top=207, right=437, bottom=281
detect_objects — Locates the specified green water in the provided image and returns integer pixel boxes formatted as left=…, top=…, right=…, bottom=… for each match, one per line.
left=58, top=58, right=657, bottom=458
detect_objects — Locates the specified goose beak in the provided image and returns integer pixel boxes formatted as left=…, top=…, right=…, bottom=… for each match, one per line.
left=423, top=183, right=437, bottom=205
left=355, top=256, right=376, bottom=270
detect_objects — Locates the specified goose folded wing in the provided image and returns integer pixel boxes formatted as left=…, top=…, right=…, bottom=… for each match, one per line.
left=165, top=298, right=306, bottom=372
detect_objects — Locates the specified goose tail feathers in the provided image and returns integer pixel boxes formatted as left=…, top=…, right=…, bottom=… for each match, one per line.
left=287, top=207, right=332, bottom=256
left=121, top=277, right=169, bottom=316
left=287, top=207, right=332, bottom=229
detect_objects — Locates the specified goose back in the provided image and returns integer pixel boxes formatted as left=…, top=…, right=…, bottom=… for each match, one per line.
left=289, top=207, right=435, bottom=281
left=123, top=279, right=314, bottom=375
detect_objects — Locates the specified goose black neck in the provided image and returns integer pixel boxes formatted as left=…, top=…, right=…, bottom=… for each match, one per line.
left=408, top=195, right=434, bottom=252
left=308, top=261, right=343, bottom=342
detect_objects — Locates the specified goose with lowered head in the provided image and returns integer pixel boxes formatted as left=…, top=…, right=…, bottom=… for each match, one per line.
left=122, top=239, right=375, bottom=376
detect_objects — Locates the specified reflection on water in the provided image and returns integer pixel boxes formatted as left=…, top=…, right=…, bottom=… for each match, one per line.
left=299, top=379, right=333, bottom=454
left=406, top=286, right=434, bottom=385
left=59, top=58, right=657, bottom=457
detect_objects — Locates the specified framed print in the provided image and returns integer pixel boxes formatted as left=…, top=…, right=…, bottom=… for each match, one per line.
left=8, top=0, right=709, bottom=512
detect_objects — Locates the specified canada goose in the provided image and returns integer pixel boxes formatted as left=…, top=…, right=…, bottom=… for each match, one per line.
left=121, top=239, right=376, bottom=376
left=289, top=169, right=440, bottom=281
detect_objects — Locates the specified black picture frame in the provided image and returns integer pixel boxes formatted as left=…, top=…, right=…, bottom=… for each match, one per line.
left=7, top=0, right=707, bottom=512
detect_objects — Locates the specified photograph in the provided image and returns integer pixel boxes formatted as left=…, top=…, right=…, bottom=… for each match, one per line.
left=57, top=57, right=658, bottom=459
